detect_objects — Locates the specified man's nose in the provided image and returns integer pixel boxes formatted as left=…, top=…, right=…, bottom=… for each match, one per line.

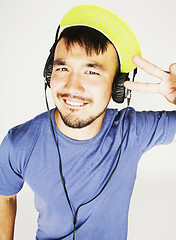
left=64, top=72, right=84, bottom=93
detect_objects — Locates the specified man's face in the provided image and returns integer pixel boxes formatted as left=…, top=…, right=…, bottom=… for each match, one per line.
left=50, top=38, right=118, bottom=129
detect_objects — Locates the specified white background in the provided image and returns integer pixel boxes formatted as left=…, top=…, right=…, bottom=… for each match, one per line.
left=0, top=0, right=176, bottom=239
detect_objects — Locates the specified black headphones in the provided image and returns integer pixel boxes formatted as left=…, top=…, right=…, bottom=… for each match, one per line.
left=43, top=25, right=136, bottom=104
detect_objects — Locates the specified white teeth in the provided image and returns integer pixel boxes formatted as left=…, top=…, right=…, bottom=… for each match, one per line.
left=66, top=99, right=84, bottom=107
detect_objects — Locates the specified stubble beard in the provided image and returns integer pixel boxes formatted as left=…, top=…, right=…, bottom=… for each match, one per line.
left=55, top=92, right=109, bottom=129
left=56, top=106, right=107, bottom=129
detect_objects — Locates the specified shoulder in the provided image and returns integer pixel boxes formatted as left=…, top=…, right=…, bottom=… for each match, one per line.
left=107, top=107, right=176, bottom=125
left=102, top=107, right=138, bottom=139
left=106, top=107, right=137, bottom=125
left=6, top=110, right=51, bottom=147
left=0, top=110, right=53, bottom=181
left=105, top=107, right=174, bottom=135
left=0, top=110, right=54, bottom=173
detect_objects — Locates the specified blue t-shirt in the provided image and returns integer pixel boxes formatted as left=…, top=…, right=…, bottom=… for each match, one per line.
left=0, top=108, right=176, bottom=240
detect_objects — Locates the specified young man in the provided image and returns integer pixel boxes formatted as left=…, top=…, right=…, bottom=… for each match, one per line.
left=0, top=4, right=176, bottom=240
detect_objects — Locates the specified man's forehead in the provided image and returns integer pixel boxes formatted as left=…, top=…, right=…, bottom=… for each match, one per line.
left=56, top=38, right=118, bottom=60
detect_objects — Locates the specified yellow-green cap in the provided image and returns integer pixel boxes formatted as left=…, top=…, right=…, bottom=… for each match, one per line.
left=58, top=4, right=142, bottom=73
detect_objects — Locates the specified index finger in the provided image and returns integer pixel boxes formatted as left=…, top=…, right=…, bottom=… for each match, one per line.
left=132, top=55, right=168, bottom=80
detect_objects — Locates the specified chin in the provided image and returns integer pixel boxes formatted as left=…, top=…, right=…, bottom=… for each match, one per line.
left=57, top=107, right=106, bottom=129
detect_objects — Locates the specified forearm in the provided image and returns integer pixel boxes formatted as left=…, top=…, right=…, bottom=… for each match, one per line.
left=0, top=195, right=17, bottom=240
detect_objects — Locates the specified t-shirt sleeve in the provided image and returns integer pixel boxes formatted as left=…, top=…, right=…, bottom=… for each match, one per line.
left=0, top=132, right=24, bottom=196
left=136, top=110, right=176, bottom=153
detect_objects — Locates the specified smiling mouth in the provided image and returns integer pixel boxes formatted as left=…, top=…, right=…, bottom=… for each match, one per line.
left=63, top=98, right=88, bottom=108
left=57, top=93, right=92, bottom=109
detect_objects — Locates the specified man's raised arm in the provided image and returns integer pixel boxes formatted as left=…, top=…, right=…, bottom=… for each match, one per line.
left=124, top=56, right=176, bottom=142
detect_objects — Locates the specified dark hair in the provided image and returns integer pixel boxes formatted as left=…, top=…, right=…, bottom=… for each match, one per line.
left=58, top=26, right=120, bottom=76
left=59, top=26, right=113, bottom=56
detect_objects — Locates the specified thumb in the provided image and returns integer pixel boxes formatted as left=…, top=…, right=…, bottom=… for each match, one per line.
left=169, top=63, right=176, bottom=77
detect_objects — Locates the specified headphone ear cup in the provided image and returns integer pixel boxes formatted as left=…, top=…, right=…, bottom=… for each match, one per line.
left=43, top=26, right=61, bottom=88
left=43, top=38, right=59, bottom=88
left=43, top=51, right=55, bottom=88
left=112, top=73, right=129, bottom=103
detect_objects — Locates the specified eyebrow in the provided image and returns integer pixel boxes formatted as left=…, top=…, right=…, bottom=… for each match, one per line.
left=53, top=59, right=66, bottom=66
left=85, top=62, right=105, bottom=70
left=53, top=58, right=105, bottom=71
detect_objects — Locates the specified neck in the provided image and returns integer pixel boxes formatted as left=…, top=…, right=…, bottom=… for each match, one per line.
left=54, top=110, right=105, bottom=141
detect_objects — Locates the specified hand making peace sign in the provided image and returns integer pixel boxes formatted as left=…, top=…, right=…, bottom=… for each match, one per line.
left=124, top=56, right=176, bottom=105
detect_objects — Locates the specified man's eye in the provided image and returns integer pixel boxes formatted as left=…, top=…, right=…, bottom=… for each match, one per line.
left=86, top=71, right=99, bottom=75
left=56, top=67, right=68, bottom=72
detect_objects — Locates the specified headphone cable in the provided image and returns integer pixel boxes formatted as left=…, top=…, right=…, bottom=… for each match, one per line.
left=45, top=83, right=75, bottom=219
left=45, top=79, right=133, bottom=239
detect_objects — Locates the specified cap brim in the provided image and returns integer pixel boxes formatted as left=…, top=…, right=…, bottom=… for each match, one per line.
left=58, top=4, right=142, bottom=73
